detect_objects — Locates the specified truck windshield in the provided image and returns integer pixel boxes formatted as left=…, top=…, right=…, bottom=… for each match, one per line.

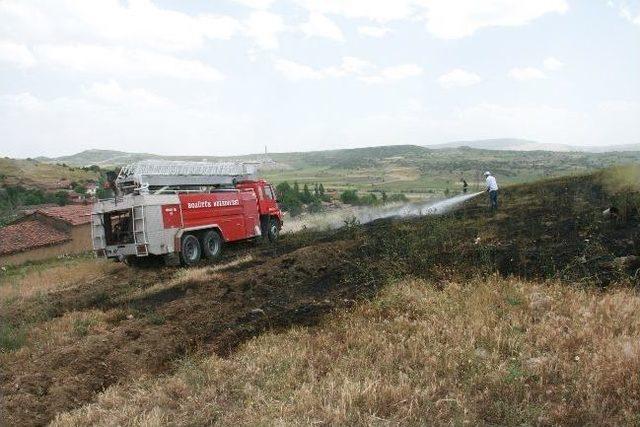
left=264, top=185, right=275, bottom=200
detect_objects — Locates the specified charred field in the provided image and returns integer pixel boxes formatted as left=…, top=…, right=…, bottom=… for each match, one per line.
left=1, top=167, right=639, bottom=426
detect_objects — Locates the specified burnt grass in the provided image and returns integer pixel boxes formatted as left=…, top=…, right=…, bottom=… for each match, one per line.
left=2, top=171, right=639, bottom=426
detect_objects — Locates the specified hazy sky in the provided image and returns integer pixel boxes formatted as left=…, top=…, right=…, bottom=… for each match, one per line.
left=1, top=0, right=639, bottom=158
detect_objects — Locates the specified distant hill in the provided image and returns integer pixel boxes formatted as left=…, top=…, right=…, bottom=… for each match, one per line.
left=35, top=149, right=162, bottom=167
left=426, top=138, right=640, bottom=153
left=19, top=143, right=640, bottom=198
left=37, top=141, right=640, bottom=168
left=35, top=149, right=268, bottom=168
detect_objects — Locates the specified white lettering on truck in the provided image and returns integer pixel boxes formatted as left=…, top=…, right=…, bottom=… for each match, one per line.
left=187, top=199, right=240, bottom=209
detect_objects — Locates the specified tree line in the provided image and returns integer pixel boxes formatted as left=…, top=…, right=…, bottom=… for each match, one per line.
left=275, top=180, right=409, bottom=217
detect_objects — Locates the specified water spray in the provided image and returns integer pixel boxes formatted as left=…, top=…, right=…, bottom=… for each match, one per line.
left=283, top=191, right=484, bottom=233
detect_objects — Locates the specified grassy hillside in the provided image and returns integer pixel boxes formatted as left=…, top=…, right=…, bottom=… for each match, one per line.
left=36, top=145, right=640, bottom=196
left=262, top=145, right=640, bottom=195
left=0, top=158, right=99, bottom=190
left=52, top=276, right=640, bottom=426
left=1, top=165, right=638, bottom=425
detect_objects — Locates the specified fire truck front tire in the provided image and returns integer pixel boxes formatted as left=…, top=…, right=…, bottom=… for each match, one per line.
left=180, top=234, right=201, bottom=266
left=201, top=230, right=223, bottom=259
left=267, top=218, right=280, bottom=242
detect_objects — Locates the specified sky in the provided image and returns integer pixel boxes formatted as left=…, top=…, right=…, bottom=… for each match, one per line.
left=0, top=0, right=639, bottom=158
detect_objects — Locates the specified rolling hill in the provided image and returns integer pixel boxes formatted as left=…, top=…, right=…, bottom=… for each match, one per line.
left=21, top=144, right=640, bottom=197
left=2, top=166, right=639, bottom=425
left=425, top=138, right=640, bottom=152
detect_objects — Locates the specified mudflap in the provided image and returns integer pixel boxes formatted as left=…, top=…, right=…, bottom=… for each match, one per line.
left=163, top=253, right=181, bottom=267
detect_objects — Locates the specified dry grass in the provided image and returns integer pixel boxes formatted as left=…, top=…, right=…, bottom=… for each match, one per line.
left=0, top=258, right=122, bottom=303
left=0, top=157, right=98, bottom=188
left=52, top=276, right=640, bottom=426
left=22, top=309, right=111, bottom=351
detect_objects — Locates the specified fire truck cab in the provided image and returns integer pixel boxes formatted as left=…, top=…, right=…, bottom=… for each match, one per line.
left=91, top=161, right=283, bottom=266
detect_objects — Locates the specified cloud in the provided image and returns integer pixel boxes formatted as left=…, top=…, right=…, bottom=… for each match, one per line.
left=357, top=26, right=392, bottom=37
left=508, top=67, right=547, bottom=81
left=437, top=68, right=482, bottom=88
left=543, top=56, right=564, bottom=71
left=230, top=0, right=277, bottom=9
left=421, top=0, right=569, bottom=39
left=36, top=44, right=224, bottom=81
left=294, top=0, right=568, bottom=38
left=292, top=0, right=415, bottom=23
left=273, top=56, right=421, bottom=83
left=244, top=10, right=287, bottom=50
left=84, top=80, right=172, bottom=108
left=509, top=57, right=563, bottom=81
left=273, top=58, right=324, bottom=80
left=608, top=0, right=640, bottom=25
left=274, top=56, right=373, bottom=81
left=0, top=41, right=36, bottom=68
left=300, top=13, right=344, bottom=41
left=0, top=0, right=241, bottom=53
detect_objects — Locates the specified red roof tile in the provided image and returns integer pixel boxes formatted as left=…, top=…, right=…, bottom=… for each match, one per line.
left=0, top=220, right=70, bottom=256
left=37, top=204, right=93, bottom=226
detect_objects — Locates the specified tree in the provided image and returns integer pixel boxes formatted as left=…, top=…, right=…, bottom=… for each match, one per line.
left=54, top=191, right=69, bottom=206
left=340, top=189, right=359, bottom=205
left=301, top=184, right=313, bottom=204
left=319, top=183, right=325, bottom=196
left=293, top=181, right=300, bottom=194
left=382, top=191, right=388, bottom=204
left=276, top=181, right=292, bottom=196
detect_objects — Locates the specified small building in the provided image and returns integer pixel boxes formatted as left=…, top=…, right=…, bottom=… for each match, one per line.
left=85, top=182, right=98, bottom=196
left=67, top=191, right=86, bottom=204
left=0, top=205, right=93, bottom=266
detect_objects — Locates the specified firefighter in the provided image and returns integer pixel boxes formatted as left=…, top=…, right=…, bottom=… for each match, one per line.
left=484, top=171, right=499, bottom=210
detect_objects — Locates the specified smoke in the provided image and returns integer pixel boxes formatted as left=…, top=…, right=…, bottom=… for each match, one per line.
left=283, top=192, right=483, bottom=233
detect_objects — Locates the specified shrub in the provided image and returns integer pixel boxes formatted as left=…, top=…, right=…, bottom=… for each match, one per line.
left=0, top=324, right=27, bottom=351
left=339, top=189, right=359, bottom=204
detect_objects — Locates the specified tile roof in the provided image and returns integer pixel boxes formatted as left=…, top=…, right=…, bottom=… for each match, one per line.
left=37, top=204, right=93, bottom=226
left=0, top=220, right=70, bottom=256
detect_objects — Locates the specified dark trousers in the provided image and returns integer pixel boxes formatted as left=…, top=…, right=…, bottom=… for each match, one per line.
left=489, top=190, right=498, bottom=209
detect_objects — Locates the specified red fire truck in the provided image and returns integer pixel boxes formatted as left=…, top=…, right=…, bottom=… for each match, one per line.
left=91, top=161, right=283, bottom=266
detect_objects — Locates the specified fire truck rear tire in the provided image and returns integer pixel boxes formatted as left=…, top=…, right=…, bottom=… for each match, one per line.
left=201, top=229, right=223, bottom=259
left=180, top=234, right=201, bottom=266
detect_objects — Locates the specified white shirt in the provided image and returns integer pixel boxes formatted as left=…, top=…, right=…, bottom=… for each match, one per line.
left=486, top=175, right=498, bottom=191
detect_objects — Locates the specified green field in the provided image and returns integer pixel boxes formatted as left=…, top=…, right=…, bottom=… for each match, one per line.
left=32, top=145, right=640, bottom=198
left=261, top=145, right=640, bottom=196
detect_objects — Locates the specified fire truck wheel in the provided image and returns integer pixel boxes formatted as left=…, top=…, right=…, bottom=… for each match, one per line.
left=180, top=234, right=201, bottom=266
left=201, top=230, right=223, bottom=259
left=267, top=218, right=279, bottom=242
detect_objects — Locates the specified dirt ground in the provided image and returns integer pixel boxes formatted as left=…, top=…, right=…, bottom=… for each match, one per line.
left=1, top=170, right=638, bottom=426
left=1, top=239, right=383, bottom=426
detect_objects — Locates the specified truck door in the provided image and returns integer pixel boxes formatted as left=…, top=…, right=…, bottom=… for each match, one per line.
left=242, top=190, right=260, bottom=237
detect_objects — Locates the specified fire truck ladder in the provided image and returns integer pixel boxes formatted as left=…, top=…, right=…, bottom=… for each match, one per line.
left=132, top=205, right=148, bottom=254
left=91, top=213, right=105, bottom=249
left=116, top=160, right=257, bottom=194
